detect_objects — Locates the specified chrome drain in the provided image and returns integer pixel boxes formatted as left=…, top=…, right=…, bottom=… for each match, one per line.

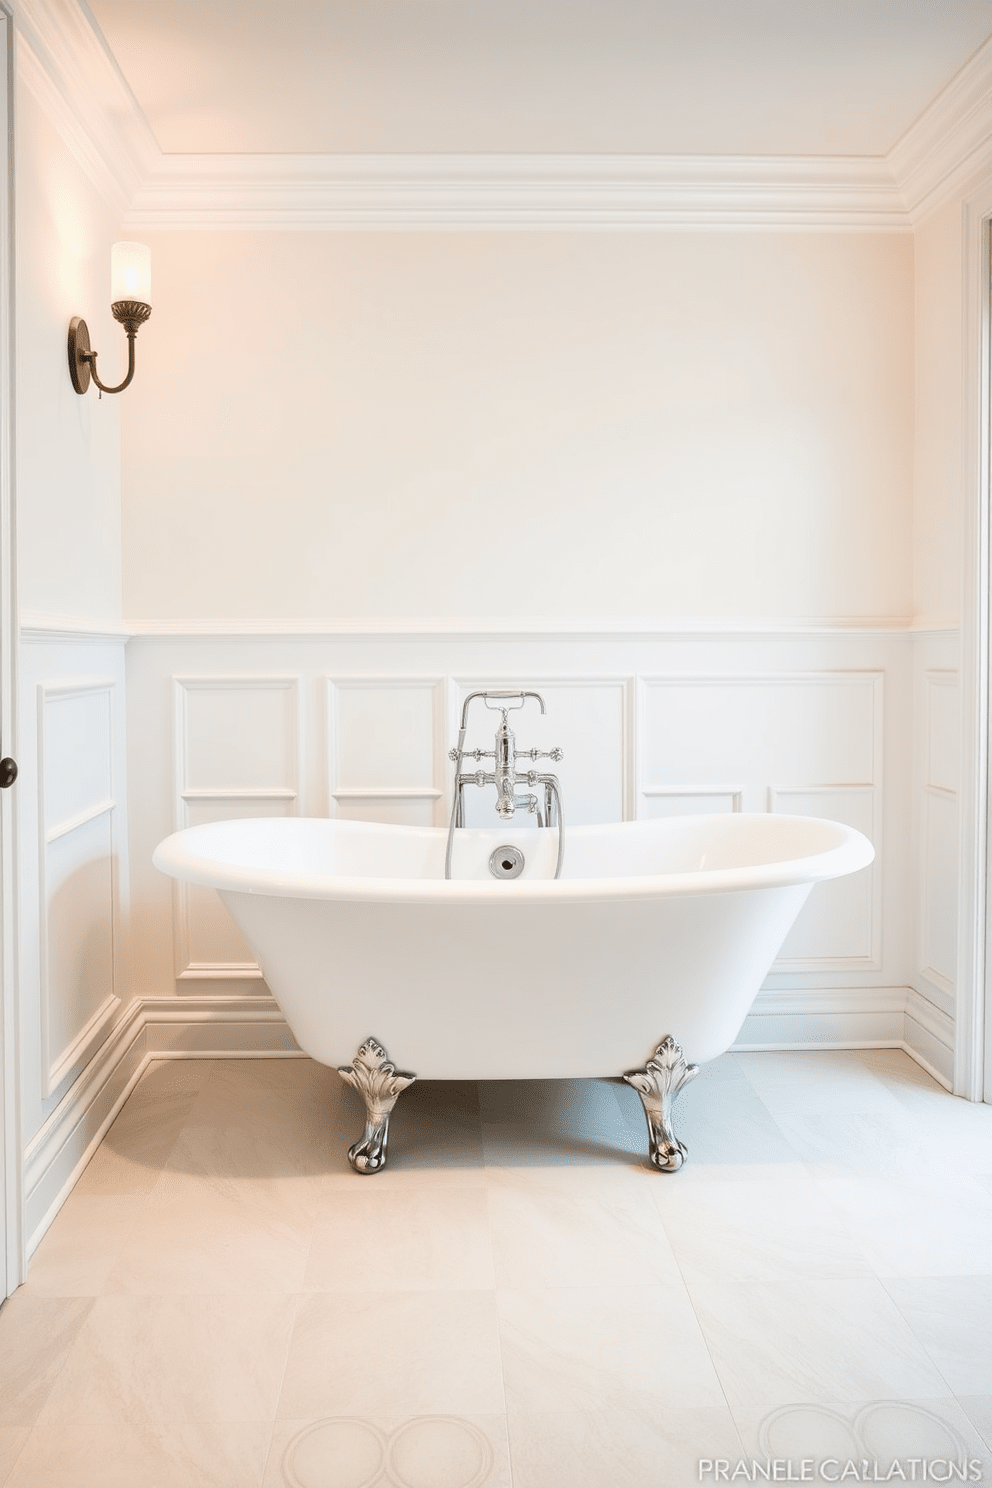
left=489, top=845, right=524, bottom=879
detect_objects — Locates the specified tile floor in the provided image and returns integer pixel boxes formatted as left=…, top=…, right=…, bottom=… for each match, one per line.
left=0, top=1047, right=990, bottom=1487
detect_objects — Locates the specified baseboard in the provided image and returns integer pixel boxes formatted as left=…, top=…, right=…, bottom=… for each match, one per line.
left=140, top=995, right=303, bottom=1058
left=903, top=985, right=955, bottom=1089
left=22, top=1000, right=148, bottom=1255
left=732, top=985, right=909, bottom=1051
left=21, top=985, right=955, bottom=1256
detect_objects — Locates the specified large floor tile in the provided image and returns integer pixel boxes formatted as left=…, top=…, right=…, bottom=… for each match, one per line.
left=688, top=1277, right=951, bottom=1407
left=306, top=1186, right=495, bottom=1291
left=0, top=1293, right=93, bottom=1427
left=487, top=1166, right=682, bottom=1287
left=34, top=1294, right=296, bottom=1427
left=188, top=1058, right=341, bottom=1136
left=264, top=1414, right=511, bottom=1488
left=959, top=1396, right=992, bottom=1451
left=497, top=1283, right=725, bottom=1413
left=165, top=1106, right=332, bottom=1183
left=6, top=1418, right=271, bottom=1488
left=814, top=1171, right=992, bottom=1277
left=104, top=1169, right=317, bottom=1294
left=772, top=1107, right=938, bottom=1178
left=0, top=1431, right=28, bottom=1487
left=882, top=1276, right=992, bottom=1394
left=24, top=1194, right=144, bottom=1296
left=506, top=1406, right=744, bottom=1488
left=736, top=1050, right=907, bottom=1115
left=73, top=1065, right=208, bottom=1196
left=278, top=1291, right=505, bottom=1419
left=652, top=1175, right=873, bottom=1282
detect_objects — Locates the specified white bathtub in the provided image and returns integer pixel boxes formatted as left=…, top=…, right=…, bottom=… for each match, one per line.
left=154, top=813, right=873, bottom=1170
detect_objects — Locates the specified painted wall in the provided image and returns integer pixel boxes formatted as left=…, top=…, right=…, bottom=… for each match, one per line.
left=15, top=87, right=122, bottom=622
left=913, top=198, right=965, bottom=629
left=121, top=230, right=914, bottom=623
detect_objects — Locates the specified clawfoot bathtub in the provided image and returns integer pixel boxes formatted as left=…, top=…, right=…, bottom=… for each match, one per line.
left=153, top=813, right=874, bottom=1172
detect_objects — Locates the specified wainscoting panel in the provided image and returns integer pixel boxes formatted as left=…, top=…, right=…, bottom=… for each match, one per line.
left=327, top=676, right=446, bottom=826
left=770, top=786, right=879, bottom=969
left=453, top=676, right=629, bottom=827
left=639, top=672, right=883, bottom=972
left=172, top=675, right=301, bottom=979
left=918, top=668, right=960, bottom=1008
left=38, top=679, right=120, bottom=1097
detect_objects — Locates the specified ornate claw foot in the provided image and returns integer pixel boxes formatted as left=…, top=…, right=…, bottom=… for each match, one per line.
left=623, top=1036, right=699, bottom=1172
left=337, top=1037, right=416, bottom=1174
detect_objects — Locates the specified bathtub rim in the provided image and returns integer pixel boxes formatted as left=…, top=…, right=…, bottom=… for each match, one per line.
left=153, top=812, right=875, bottom=905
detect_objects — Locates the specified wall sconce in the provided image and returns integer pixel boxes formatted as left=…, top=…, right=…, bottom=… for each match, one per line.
left=68, top=241, right=151, bottom=396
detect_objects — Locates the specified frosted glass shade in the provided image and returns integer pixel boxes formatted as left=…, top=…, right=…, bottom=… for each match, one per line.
left=111, top=242, right=151, bottom=305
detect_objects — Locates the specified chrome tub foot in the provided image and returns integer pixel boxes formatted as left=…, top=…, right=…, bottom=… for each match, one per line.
left=337, top=1037, right=416, bottom=1174
left=623, top=1036, right=699, bottom=1171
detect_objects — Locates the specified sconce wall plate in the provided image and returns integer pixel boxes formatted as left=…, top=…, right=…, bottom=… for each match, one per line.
left=67, top=315, right=92, bottom=395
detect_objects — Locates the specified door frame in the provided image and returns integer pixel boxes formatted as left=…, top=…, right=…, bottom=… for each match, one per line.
left=0, top=0, right=21, bottom=1298
left=959, top=184, right=992, bottom=1104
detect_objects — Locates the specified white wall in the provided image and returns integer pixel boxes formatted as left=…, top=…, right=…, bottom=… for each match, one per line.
left=121, top=230, right=914, bottom=623
left=913, top=199, right=965, bottom=630
left=16, top=87, right=122, bottom=622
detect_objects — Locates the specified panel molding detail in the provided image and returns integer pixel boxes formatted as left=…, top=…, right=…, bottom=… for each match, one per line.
left=171, top=675, right=302, bottom=980
left=326, top=676, right=447, bottom=827
left=918, top=669, right=959, bottom=1006
left=637, top=671, right=883, bottom=973
left=37, top=678, right=121, bottom=1098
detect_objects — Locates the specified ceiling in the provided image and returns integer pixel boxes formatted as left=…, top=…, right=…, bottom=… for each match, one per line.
left=85, top=0, right=992, bottom=159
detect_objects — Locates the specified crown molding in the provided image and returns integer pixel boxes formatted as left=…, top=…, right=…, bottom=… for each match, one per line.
left=14, top=0, right=157, bottom=214
left=889, top=33, right=992, bottom=224
left=122, top=152, right=910, bottom=232
left=12, top=0, right=992, bottom=231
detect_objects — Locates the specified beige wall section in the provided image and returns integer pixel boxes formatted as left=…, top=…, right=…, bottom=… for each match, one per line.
left=15, top=89, right=122, bottom=622
left=913, top=198, right=965, bottom=628
left=122, top=230, right=914, bottom=622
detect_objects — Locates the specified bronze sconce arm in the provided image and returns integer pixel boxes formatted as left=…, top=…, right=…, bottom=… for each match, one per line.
left=68, top=300, right=151, bottom=396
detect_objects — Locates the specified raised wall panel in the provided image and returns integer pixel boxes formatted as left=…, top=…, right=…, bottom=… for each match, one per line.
left=326, top=677, right=445, bottom=827
left=639, top=673, right=882, bottom=971
left=770, top=786, right=879, bottom=968
left=921, top=791, right=958, bottom=992
left=918, top=669, right=959, bottom=1005
left=38, top=680, right=120, bottom=1096
left=638, top=673, right=880, bottom=812
left=926, top=672, right=959, bottom=795
left=452, top=678, right=628, bottom=828
left=172, top=676, right=301, bottom=980
left=641, top=787, right=743, bottom=817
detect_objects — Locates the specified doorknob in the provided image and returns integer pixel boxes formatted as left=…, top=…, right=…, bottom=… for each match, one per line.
left=0, top=758, right=17, bottom=788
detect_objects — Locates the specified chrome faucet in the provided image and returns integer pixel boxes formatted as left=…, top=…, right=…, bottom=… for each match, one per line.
left=445, top=690, right=564, bottom=879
